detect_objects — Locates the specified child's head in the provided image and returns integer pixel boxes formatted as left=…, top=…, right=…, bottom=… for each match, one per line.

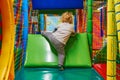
left=61, top=12, right=73, bottom=24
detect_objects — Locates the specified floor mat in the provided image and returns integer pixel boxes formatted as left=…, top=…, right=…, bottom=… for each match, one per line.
left=15, top=68, right=104, bottom=80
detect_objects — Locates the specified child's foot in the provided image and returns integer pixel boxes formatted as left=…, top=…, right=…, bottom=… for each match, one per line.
left=41, top=31, right=44, bottom=36
left=58, top=65, right=64, bottom=71
left=41, top=31, right=43, bottom=34
left=59, top=66, right=64, bottom=71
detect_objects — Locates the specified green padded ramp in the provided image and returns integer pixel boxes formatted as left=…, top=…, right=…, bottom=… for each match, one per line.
left=24, top=34, right=58, bottom=67
left=24, top=33, right=91, bottom=67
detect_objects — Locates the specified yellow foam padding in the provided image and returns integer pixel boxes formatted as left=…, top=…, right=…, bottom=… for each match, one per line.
left=0, top=0, right=15, bottom=80
left=115, top=0, right=120, bottom=56
left=9, top=58, right=15, bottom=80
left=107, top=0, right=117, bottom=80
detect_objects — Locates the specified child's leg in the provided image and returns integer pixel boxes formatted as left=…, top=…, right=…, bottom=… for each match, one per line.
left=57, top=44, right=65, bottom=66
left=42, top=32, right=65, bottom=69
left=56, top=44, right=65, bottom=70
left=41, top=31, right=53, bottom=40
left=48, top=37, right=65, bottom=66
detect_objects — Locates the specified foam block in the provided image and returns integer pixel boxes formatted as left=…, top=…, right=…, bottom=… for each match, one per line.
left=32, top=0, right=83, bottom=10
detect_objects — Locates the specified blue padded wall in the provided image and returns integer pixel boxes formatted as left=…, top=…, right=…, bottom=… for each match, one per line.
left=32, top=0, right=83, bottom=10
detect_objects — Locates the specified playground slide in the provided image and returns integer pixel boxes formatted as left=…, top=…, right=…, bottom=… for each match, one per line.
left=0, top=0, right=15, bottom=80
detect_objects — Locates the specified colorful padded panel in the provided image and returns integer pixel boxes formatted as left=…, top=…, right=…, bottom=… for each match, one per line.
left=14, top=0, right=28, bottom=71
left=14, top=0, right=24, bottom=71
left=92, top=12, right=103, bottom=50
left=93, top=64, right=120, bottom=80
left=32, top=0, right=83, bottom=10
left=24, top=33, right=91, bottom=67
left=93, top=64, right=106, bottom=80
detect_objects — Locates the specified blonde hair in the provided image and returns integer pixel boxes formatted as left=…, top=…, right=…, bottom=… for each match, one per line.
left=61, top=12, right=73, bottom=24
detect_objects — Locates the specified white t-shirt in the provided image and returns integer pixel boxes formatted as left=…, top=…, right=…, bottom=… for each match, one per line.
left=52, top=22, right=74, bottom=44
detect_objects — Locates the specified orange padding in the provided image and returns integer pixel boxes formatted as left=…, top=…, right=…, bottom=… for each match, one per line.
left=0, top=0, right=15, bottom=80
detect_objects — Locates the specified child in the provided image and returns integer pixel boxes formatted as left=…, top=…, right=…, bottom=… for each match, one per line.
left=41, top=12, right=75, bottom=70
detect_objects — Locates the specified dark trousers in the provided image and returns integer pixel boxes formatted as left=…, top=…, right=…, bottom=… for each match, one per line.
left=41, top=32, right=65, bottom=66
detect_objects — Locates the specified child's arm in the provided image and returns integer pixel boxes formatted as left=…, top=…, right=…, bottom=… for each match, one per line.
left=71, top=32, right=76, bottom=36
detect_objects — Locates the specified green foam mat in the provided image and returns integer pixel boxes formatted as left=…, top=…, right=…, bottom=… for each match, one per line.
left=24, top=33, right=91, bottom=67
left=15, top=68, right=104, bottom=80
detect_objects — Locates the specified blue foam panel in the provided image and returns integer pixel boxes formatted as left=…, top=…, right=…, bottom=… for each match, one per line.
left=32, top=0, right=83, bottom=10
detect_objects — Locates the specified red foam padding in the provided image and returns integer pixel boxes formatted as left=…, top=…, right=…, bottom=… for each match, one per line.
left=93, top=64, right=106, bottom=80
left=93, top=64, right=120, bottom=80
left=117, top=64, right=120, bottom=80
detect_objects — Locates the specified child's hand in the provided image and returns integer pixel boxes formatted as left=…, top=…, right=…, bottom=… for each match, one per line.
left=71, top=32, right=76, bottom=37
left=53, top=28, right=57, bottom=32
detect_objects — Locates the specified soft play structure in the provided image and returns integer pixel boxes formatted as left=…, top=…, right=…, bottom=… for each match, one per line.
left=15, top=33, right=104, bottom=80
left=0, top=0, right=15, bottom=80
left=15, top=0, right=103, bottom=79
